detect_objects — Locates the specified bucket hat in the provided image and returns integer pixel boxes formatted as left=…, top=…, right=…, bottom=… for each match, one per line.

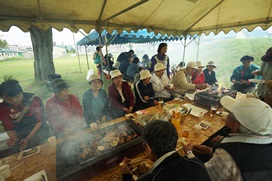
left=196, top=61, right=204, bottom=68
left=154, top=63, right=166, bottom=72
left=140, top=70, right=152, bottom=80
left=87, top=74, right=103, bottom=85
left=240, top=55, right=254, bottom=62
left=206, top=61, right=217, bottom=68
left=110, top=70, right=123, bottom=79
left=186, top=61, right=199, bottom=70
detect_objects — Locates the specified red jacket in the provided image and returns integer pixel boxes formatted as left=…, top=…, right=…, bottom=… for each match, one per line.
left=192, top=72, right=205, bottom=84
left=108, top=82, right=135, bottom=110
left=46, top=94, right=84, bottom=133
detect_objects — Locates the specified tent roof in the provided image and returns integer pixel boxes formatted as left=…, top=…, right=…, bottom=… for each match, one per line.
left=0, top=0, right=271, bottom=36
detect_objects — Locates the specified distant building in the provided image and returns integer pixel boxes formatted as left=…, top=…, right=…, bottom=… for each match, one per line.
left=0, top=49, right=20, bottom=60
left=53, top=46, right=67, bottom=58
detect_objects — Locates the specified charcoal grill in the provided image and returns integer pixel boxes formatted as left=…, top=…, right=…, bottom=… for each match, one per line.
left=56, top=119, right=143, bottom=181
left=194, top=87, right=237, bottom=108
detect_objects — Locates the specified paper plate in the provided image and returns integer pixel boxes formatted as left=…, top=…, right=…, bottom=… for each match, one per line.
left=248, top=79, right=265, bottom=83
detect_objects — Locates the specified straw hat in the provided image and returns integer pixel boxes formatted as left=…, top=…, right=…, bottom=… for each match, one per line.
left=154, top=63, right=166, bottom=72
left=50, top=78, right=69, bottom=93
left=206, top=61, right=217, bottom=68
left=186, top=61, right=199, bottom=70
left=110, top=69, right=123, bottom=79
left=221, top=96, right=272, bottom=136
left=196, top=61, right=204, bottom=68
left=87, top=74, right=103, bottom=85
left=140, top=70, right=152, bottom=80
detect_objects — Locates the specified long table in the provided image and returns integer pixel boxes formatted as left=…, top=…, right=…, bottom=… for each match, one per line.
left=3, top=99, right=225, bottom=181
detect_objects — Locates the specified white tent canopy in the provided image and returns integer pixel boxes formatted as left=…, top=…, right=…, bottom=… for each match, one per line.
left=0, top=0, right=271, bottom=36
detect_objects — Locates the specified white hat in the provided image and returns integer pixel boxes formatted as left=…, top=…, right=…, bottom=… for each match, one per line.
left=154, top=63, right=166, bottom=72
left=140, top=70, right=152, bottom=80
left=220, top=96, right=272, bottom=135
left=206, top=61, right=217, bottom=68
left=110, top=70, right=123, bottom=79
left=186, top=61, right=199, bottom=70
left=196, top=61, right=204, bottom=68
left=87, top=74, right=103, bottom=85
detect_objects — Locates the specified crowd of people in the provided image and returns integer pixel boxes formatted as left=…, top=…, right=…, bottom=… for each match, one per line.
left=0, top=44, right=272, bottom=180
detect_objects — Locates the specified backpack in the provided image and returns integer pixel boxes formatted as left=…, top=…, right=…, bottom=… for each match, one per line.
left=94, top=53, right=101, bottom=64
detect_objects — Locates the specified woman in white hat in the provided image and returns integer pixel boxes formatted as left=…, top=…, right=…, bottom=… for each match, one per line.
left=82, top=74, right=110, bottom=126
left=108, top=70, right=135, bottom=118
left=135, top=70, right=159, bottom=110
left=203, top=61, right=218, bottom=86
left=192, top=61, right=206, bottom=86
left=151, top=63, right=174, bottom=102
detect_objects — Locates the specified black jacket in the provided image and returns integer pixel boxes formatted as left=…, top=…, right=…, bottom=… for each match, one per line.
left=134, top=81, right=155, bottom=110
left=123, top=152, right=211, bottom=181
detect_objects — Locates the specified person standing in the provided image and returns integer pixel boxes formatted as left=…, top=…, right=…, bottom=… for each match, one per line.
left=149, top=43, right=170, bottom=78
left=0, top=77, right=49, bottom=152
left=82, top=74, right=110, bottom=126
left=46, top=78, right=85, bottom=137
left=230, top=55, right=260, bottom=93
left=252, top=47, right=272, bottom=99
left=203, top=61, right=218, bottom=86
left=119, top=120, right=211, bottom=181
left=116, top=50, right=134, bottom=69
left=108, top=70, right=135, bottom=118
left=93, top=46, right=104, bottom=79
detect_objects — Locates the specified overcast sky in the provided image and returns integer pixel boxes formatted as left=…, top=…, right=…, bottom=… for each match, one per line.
left=0, top=26, right=87, bottom=47
left=1, top=26, right=272, bottom=47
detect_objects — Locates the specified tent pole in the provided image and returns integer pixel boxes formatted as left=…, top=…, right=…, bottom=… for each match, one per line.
left=98, top=33, right=103, bottom=80
left=196, top=36, right=200, bottom=61
left=182, top=38, right=187, bottom=63
left=85, top=46, right=90, bottom=70
left=73, top=33, right=81, bottom=73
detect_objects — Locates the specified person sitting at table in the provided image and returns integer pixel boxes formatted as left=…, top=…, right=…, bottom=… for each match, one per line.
left=119, top=120, right=211, bottom=181
left=192, top=61, right=206, bottom=85
left=172, top=61, right=208, bottom=96
left=151, top=63, right=174, bottom=102
left=46, top=78, right=85, bottom=137
left=134, top=70, right=159, bottom=110
left=203, top=61, right=218, bottom=86
left=252, top=47, right=272, bottom=100
left=0, top=76, right=50, bottom=152
left=82, top=74, right=110, bottom=126
left=192, top=96, right=272, bottom=181
left=230, top=55, right=260, bottom=94
left=108, top=70, right=135, bottom=118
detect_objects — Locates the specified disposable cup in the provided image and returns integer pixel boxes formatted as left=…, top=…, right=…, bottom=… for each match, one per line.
left=194, top=124, right=202, bottom=135
left=47, top=136, right=57, bottom=147
left=0, top=164, right=11, bottom=179
left=222, top=112, right=229, bottom=120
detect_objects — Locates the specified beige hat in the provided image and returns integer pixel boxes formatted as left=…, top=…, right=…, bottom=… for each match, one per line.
left=186, top=61, right=199, bottom=70
left=140, top=70, right=152, bottom=80
left=196, top=61, right=204, bottom=68
left=206, top=61, right=217, bottom=68
left=154, top=63, right=166, bottom=72
left=110, top=69, right=123, bottom=79
left=220, top=96, right=272, bottom=136
left=87, top=74, right=103, bottom=85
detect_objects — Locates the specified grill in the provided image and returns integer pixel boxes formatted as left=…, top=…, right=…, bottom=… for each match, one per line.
left=194, top=87, right=237, bottom=108
left=56, top=120, right=143, bottom=181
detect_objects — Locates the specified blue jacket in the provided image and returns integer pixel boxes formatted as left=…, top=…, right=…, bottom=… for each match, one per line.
left=230, top=64, right=260, bottom=85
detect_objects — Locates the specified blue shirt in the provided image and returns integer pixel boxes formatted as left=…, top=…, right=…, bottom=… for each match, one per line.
left=230, top=64, right=260, bottom=85
left=126, top=63, right=139, bottom=76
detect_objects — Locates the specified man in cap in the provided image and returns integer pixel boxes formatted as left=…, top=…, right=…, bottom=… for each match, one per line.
left=230, top=55, right=260, bottom=93
left=46, top=78, right=85, bottom=137
left=172, top=61, right=208, bottom=96
left=253, top=47, right=272, bottom=99
left=192, top=96, right=272, bottom=181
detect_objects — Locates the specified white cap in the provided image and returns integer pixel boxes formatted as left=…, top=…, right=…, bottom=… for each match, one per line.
left=186, top=61, right=198, bottom=70
left=140, top=70, right=152, bottom=80
left=154, top=63, right=166, bottom=72
left=220, top=96, right=272, bottom=136
left=110, top=70, right=123, bottom=79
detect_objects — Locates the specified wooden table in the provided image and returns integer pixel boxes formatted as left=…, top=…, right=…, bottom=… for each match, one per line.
left=2, top=100, right=225, bottom=181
